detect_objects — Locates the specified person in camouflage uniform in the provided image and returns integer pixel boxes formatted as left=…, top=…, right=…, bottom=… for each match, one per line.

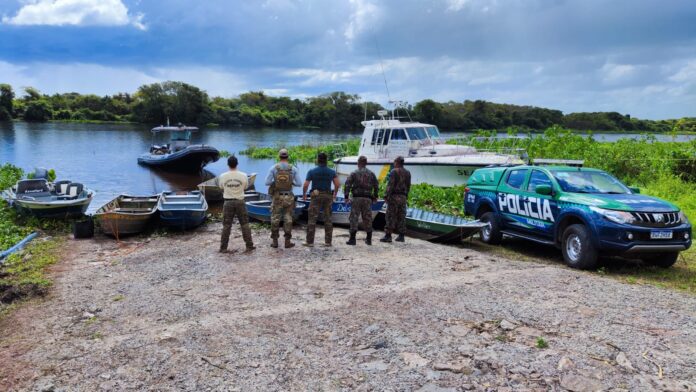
left=265, top=148, right=302, bottom=248
left=381, top=156, right=411, bottom=243
left=344, top=156, right=379, bottom=245
left=303, top=152, right=340, bottom=247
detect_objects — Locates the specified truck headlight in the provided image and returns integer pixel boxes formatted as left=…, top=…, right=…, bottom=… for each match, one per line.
left=590, top=206, right=635, bottom=225
left=679, top=211, right=690, bottom=224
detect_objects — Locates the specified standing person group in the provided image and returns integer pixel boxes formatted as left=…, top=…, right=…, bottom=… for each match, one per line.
left=218, top=149, right=411, bottom=253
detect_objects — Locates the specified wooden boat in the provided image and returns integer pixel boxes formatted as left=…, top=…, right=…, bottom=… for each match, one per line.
left=94, top=195, right=160, bottom=237
left=197, top=173, right=257, bottom=203
left=157, top=191, right=208, bottom=230
left=4, top=179, right=94, bottom=218
left=246, top=195, right=307, bottom=222
left=400, top=207, right=487, bottom=243
left=137, top=125, right=219, bottom=172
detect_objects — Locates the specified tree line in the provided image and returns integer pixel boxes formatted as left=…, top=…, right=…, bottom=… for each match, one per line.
left=0, top=81, right=693, bottom=132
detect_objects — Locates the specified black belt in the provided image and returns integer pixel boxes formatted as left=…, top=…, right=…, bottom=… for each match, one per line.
left=391, top=192, right=407, bottom=196
left=224, top=198, right=244, bottom=201
left=276, top=191, right=293, bottom=195
left=353, top=194, right=373, bottom=198
left=312, top=190, right=332, bottom=193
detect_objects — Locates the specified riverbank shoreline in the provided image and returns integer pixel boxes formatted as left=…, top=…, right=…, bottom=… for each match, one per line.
left=0, top=222, right=694, bottom=391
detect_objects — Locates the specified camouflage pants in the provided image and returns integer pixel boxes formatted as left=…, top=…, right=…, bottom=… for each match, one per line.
left=271, top=193, right=295, bottom=239
left=385, top=195, right=407, bottom=234
left=306, top=191, right=333, bottom=244
left=349, top=197, right=373, bottom=233
left=220, top=200, right=253, bottom=250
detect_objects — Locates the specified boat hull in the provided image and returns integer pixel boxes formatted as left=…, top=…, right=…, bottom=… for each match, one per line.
left=138, top=145, right=220, bottom=172
left=13, top=198, right=91, bottom=218
left=94, top=195, right=159, bottom=237
left=157, top=191, right=208, bottom=230
left=247, top=200, right=307, bottom=223
left=311, top=198, right=384, bottom=227
left=158, top=210, right=207, bottom=230
left=335, top=157, right=523, bottom=187
left=381, top=207, right=487, bottom=243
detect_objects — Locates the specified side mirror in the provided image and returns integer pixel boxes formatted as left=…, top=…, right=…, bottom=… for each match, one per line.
left=535, top=184, right=553, bottom=195
left=629, top=187, right=640, bottom=194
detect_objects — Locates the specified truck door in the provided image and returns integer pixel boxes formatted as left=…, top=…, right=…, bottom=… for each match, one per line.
left=518, top=169, right=558, bottom=238
left=495, top=168, right=530, bottom=232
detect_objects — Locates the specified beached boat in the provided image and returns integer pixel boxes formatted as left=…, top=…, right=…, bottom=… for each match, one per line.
left=334, top=109, right=525, bottom=187
left=138, top=125, right=219, bottom=172
left=157, top=191, right=208, bottom=230
left=310, top=197, right=385, bottom=226
left=94, top=195, right=160, bottom=237
left=246, top=196, right=307, bottom=222
left=197, top=173, right=258, bottom=203
left=396, top=207, right=487, bottom=243
left=4, top=179, right=94, bottom=218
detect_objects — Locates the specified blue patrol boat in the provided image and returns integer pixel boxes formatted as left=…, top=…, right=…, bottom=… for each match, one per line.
left=157, top=191, right=208, bottom=230
left=137, top=125, right=219, bottom=172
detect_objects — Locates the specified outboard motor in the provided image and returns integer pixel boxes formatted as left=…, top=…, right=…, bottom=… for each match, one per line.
left=32, top=167, right=49, bottom=180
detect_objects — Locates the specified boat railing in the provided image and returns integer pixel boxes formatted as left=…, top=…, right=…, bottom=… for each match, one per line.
left=446, top=135, right=530, bottom=162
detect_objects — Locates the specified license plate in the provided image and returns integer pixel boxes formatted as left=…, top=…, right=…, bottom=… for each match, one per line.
left=650, top=231, right=673, bottom=239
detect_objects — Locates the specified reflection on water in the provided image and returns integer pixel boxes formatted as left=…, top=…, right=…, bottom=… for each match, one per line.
left=1, top=121, right=694, bottom=213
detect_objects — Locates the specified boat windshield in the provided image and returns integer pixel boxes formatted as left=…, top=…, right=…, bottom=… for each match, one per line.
left=171, top=130, right=192, bottom=141
left=551, top=170, right=630, bottom=194
left=426, top=127, right=440, bottom=139
left=406, top=127, right=428, bottom=140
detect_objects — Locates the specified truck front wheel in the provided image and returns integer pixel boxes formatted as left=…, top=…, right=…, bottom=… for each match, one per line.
left=561, top=224, right=598, bottom=270
left=641, top=252, right=679, bottom=268
left=479, top=212, right=503, bottom=245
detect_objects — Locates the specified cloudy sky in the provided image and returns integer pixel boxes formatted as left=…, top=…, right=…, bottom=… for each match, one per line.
left=1, top=0, right=695, bottom=119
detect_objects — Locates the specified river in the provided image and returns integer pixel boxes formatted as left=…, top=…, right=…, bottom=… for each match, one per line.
left=1, top=122, right=694, bottom=212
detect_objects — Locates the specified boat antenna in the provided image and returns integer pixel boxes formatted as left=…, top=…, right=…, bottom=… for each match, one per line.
left=167, top=116, right=170, bottom=127
left=364, top=101, right=368, bottom=122
left=373, top=35, right=392, bottom=105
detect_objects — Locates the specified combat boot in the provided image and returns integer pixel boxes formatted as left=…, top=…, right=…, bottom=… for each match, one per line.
left=346, top=231, right=357, bottom=245
left=395, top=234, right=405, bottom=242
left=365, top=232, right=372, bottom=245
left=271, top=238, right=279, bottom=248
left=244, top=244, right=256, bottom=253
left=285, top=238, right=295, bottom=248
left=380, top=233, right=392, bottom=243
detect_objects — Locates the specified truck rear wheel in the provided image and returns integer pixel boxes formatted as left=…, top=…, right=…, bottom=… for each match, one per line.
left=641, top=252, right=679, bottom=268
left=479, top=212, right=503, bottom=245
left=561, top=224, right=598, bottom=270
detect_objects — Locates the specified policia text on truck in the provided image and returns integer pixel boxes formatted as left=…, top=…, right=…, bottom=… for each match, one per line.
left=464, top=165, right=691, bottom=269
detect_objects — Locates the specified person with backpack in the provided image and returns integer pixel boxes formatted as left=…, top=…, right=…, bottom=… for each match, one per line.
left=343, top=156, right=379, bottom=246
left=265, top=148, right=302, bottom=248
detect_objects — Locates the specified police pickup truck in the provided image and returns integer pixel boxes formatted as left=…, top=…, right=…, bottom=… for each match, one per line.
left=464, top=164, right=691, bottom=269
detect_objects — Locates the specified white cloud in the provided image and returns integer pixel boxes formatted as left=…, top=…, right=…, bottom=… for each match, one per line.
left=2, top=0, right=146, bottom=30
left=601, top=63, right=637, bottom=83
left=669, top=60, right=696, bottom=83
left=344, top=0, right=381, bottom=43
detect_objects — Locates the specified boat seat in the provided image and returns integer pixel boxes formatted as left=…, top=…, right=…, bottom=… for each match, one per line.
left=16, top=179, right=49, bottom=194
left=66, top=183, right=84, bottom=199
left=115, top=207, right=153, bottom=213
left=54, top=180, right=71, bottom=195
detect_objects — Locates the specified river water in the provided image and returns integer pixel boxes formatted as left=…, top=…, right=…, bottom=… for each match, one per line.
left=1, top=122, right=694, bottom=212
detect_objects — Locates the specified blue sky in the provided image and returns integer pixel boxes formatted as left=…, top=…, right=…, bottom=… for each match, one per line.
left=1, top=0, right=695, bottom=119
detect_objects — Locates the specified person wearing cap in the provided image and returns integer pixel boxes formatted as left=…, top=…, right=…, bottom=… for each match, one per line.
left=265, top=148, right=302, bottom=248
left=302, top=152, right=340, bottom=247
left=218, top=155, right=255, bottom=253
left=380, top=156, right=411, bottom=243
left=343, top=156, right=379, bottom=245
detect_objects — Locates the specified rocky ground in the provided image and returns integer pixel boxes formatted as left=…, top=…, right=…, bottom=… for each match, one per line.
left=0, top=222, right=694, bottom=391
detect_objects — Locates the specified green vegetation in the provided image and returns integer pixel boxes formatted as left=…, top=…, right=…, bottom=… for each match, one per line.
left=536, top=337, right=549, bottom=349
left=0, top=164, right=31, bottom=252
left=2, top=82, right=694, bottom=132
left=240, top=139, right=361, bottom=163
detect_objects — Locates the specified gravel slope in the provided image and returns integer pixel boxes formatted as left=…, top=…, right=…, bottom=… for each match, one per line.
left=1, top=222, right=694, bottom=391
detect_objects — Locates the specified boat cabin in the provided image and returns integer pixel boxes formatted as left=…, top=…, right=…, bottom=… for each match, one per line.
left=149, top=125, right=199, bottom=154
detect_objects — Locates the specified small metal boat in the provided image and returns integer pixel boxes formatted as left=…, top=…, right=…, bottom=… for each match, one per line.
left=197, top=173, right=257, bottom=203
left=398, top=207, right=487, bottom=243
left=157, top=191, right=208, bottom=230
left=309, top=197, right=385, bottom=226
left=4, top=179, right=94, bottom=218
left=246, top=195, right=307, bottom=222
left=138, top=125, right=219, bottom=172
left=94, top=195, right=160, bottom=237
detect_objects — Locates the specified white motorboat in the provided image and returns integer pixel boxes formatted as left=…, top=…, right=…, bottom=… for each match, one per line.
left=334, top=110, right=525, bottom=186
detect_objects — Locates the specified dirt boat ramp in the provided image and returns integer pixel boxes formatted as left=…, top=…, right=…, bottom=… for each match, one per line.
left=1, top=223, right=694, bottom=391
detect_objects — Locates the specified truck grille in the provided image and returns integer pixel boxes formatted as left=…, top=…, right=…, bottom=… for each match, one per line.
left=630, top=211, right=680, bottom=227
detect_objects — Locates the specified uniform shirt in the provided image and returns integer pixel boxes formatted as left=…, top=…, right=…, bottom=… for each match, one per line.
left=217, top=170, right=248, bottom=200
left=264, top=162, right=302, bottom=188
left=306, top=165, right=337, bottom=192
left=344, top=167, right=379, bottom=199
left=386, top=167, right=411, bottom=197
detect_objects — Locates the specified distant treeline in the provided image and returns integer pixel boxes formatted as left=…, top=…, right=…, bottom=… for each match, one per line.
left=0, top=82, right=694, bottom=132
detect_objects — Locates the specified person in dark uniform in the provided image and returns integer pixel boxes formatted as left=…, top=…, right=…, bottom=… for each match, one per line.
left=265, top=149, right=302, bottom=249
left=302, top=152, right=340, bottom=247
left=381, top=156, right=411, bottom=243
left=344, top=156, right=379, bottom=245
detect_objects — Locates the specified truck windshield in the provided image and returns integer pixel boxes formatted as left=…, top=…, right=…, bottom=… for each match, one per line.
left=551, top=170, right=630, bottom=194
